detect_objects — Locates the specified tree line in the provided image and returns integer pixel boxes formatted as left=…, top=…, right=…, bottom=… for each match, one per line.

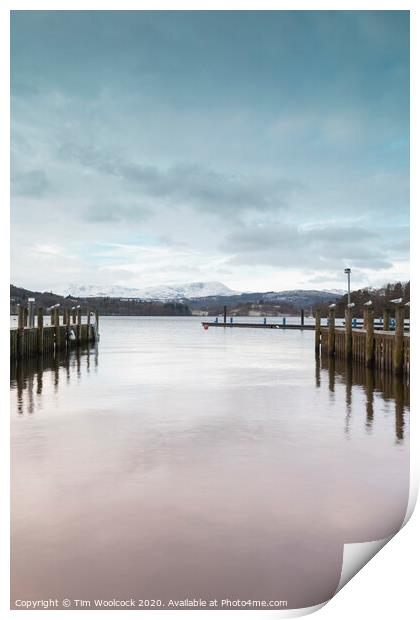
left=10, top=285, right=192, bottom=316
left=314, top=281, right=410, bottom=318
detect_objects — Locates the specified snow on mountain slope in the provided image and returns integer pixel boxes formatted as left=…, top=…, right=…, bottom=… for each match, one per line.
left=64, top=281, right=238, bottom=300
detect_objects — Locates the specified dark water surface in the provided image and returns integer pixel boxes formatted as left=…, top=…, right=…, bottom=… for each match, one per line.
left=11, top=317, right=410, bottom=609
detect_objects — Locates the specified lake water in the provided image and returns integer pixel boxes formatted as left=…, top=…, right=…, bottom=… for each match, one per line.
left=10, top=317, right=410, bottom=610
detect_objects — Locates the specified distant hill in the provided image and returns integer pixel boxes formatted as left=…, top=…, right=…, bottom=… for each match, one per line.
left=64, top=281, right=238, bottom=300
left=10, top=281, right=410, bottom=318
left=188, top=289, right=343, bottom=312
left=11, top=283, right=344, bottom=316
left=11, top=285, right=66, bottom=308
left=10, top=285, right=192, bottom=317
left=62, top=281, right=342, bottom=308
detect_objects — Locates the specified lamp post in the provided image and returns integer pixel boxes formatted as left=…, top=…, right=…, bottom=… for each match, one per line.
left=344, top=267, right=351, bottom=306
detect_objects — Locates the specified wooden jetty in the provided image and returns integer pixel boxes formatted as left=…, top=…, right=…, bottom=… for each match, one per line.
left=202, top=321, right=314, bottom=330
left=10, top=305, right=99, bottom=361
left=315, top=307, right=409, bottom=376
left=202, top=306, right=313, bottom=330
left=202, top=303, right=409, bottom=376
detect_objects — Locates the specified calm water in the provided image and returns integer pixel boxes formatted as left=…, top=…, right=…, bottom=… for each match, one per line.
left=11, top=317, right=410, bottom=610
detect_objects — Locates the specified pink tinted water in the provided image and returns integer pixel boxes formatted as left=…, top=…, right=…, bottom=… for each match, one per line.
left=11, top=317, right=409, bottom=609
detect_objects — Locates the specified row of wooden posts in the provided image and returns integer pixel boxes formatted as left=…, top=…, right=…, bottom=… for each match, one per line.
left=11, top=305, right=99, bottom=361
left=314, top=306, right=409, bottom=375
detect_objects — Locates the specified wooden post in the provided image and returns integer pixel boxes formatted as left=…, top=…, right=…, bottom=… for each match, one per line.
left=65, top=308, right=71, bottom=347
left=365, top=308, right=374, bottom=367
left=17, top=304, right=24, bottom=330
left=345, top=307, right=352, bottom=360
left=37, top=307, right=44, bottom=354
left=23, top=306, right=28, bottom=327
left=17, top=305, right=24, bottom=359
left=300, top=309, right=304, bottom=326
left=87, top=309, right=91, bottom=343
left=77, top=308, right=82, bottom=345
left=383, top=308, right=390, bottom=332
left=223, top=305, right=227, bottom=325
left=95, top=310, right=99, bottom=340
left=328, top=308, right=335, bottom=357
left=28, top=298, right=36, bottom=327
left=72, top=308, right=77, bottom=324
left=393, top=306, right=404, bottom=375
left=54, top=308, right=60, bottom=351
left=315, top=309, right=321, bottom=355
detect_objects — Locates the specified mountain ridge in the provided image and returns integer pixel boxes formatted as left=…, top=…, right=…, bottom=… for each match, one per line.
left=63, top=281, right=238, bottom=300
left=62, top=281, right=344, bottom=303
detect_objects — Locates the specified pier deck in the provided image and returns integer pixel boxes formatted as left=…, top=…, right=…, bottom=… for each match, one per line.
left=202, top=321, right=315, bottom=330
left=10, top=306, right=99, bottom=361
left=317, top=307, right=409, bottom=376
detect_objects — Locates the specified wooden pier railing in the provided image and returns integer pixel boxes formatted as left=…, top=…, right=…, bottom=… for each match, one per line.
left=315, top=306, right=409, bottom=376
left=10, top=306, right=99, bottom=361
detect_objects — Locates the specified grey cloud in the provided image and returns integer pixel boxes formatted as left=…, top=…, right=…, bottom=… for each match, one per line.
left=84, top=202, right=151, bottom=223
left=222, top=223, right=393, bottom=270
left=57, top=142, right=300, bottom=215
left=12, top=169, right=50, bottom=198
left=222, top=224, right=377, bottom=252
left=303, top=225, right=377, bottom=243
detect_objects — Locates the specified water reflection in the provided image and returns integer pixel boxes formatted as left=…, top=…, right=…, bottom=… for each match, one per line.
left=11, top=346, right=98, bottom=416
left=10, top=320, right=410, bottom=610
left=317, top=356, right=409, bottom=443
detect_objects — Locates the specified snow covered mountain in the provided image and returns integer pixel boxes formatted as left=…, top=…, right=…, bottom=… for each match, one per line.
left=64, top=281, right=238, bottom=300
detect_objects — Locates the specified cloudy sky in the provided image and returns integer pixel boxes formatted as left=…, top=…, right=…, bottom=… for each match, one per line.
left=11, top=10, right=409, bottom=294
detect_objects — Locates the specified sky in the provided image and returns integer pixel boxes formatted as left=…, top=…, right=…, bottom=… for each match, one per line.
left=11, top=10, right=409, bottom=294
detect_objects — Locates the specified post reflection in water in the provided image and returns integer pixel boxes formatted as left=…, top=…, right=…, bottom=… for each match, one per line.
left=36, top=358, right=43, bottom=396
left=317, top=355, right=409, bottom=443
left=10, top=345, right=98, bottom=416
left=365, top=367, right=374, bottom=431
left=328, top=356, right=335, bottom=395
left=394, top=377, right=405, bottom=442
left=315, top=354, right=321, bottom=388
left=344, top=362, right=353, bottom=435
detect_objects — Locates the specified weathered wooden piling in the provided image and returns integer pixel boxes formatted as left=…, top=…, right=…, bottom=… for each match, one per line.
left=300, top=309, right=304, bottom=326
left=365, top=307, right=374, bottom=367
left=11, top=305, right=99, bottom=361
left=315, top=310, right=321, bottom=354
left=345, top=308, right=352, bottom=359
left=383, top=308, right=390, bottom=331
left=87, top=310, right=91, bottom=343
left=328, top=308, right=335, bottom=357
left=223, top=305, right=227, bottom=324
left=18, top=305, right=24, bottom=330
left=54, top=308, right=60, bottom=350
left=17, top=305, right=24, bottom=358
left=393, top=306, right=405, bottom=375
left=318, top=305, right=409, bottom=375
left=72, top=308, right=77, bottom=324
left=28, top=298, right=35, bottom=328
left=76, top=308, right=81, bottom=345
left=37, top=307, right=44, bottom=354
left=65, top=308, right=71, bottom=342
